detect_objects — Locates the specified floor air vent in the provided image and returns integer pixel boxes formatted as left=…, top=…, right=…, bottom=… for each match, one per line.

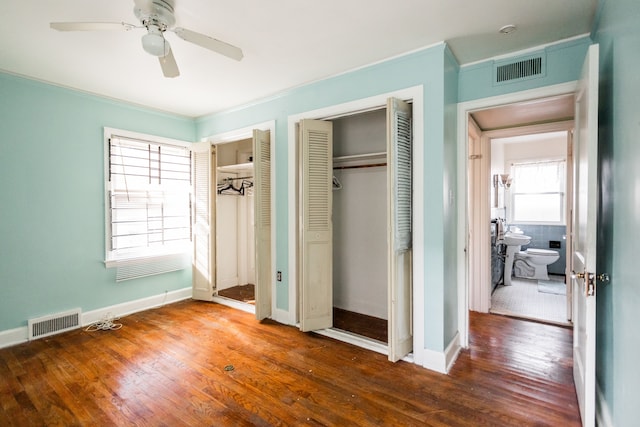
left=494, top=55, right=544, bottom=84
left=28, top=308, right=81, bottom=340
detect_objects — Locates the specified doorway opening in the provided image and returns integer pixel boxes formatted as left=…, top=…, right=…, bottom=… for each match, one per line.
left=290, top=97, right=415, bottom=361
left=486, top=131, right=572, bottom=325
left=192, top=121, right=274, bottom=321
left=331, top=108, right=389, bottom=343
left=467, top=96, right=574, bottom=326
left=214, top=137, right=256, bottom=308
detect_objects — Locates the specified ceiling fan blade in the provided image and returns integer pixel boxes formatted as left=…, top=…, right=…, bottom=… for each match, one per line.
left=159, top=48, right=180, bottom=78
left=50, top=22, right=138, bottom=32
left=173, top=27, right=243, bottom=61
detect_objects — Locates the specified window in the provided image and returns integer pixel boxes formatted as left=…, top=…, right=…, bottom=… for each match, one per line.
left=510, top=159, right=565, bottom=224
left=104, top=129, right=192, bottom=276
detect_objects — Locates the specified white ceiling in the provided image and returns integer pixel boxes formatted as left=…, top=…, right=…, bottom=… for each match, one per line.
left=0, top=0, right=597, bottom=117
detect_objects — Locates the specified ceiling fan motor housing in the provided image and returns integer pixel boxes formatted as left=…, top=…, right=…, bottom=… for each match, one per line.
left=134, top=0, right=176, bottom=29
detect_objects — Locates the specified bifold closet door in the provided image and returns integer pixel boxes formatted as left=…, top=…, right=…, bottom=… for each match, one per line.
left=191, top=142, right=216, bottom=301
left=253, top=129, right=272, bottom=321
left=387, top=97, right=413, bottom=362
left=299, top=119, right=333, bottom=332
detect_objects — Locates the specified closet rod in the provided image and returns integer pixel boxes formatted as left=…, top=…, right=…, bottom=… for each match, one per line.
left=221, top=175, right=253, bottom=182
left=333, top=162, right=387, bottom=170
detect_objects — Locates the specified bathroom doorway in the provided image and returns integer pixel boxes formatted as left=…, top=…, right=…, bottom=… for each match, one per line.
left=487, top=131, right=571, bottom=325
left=466, top=94, right=574, bottom=326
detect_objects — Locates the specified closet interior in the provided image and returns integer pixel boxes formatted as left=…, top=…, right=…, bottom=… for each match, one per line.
left=332, top=108, right=389, bottom=343
left=215, top=138, right=256, bottom=305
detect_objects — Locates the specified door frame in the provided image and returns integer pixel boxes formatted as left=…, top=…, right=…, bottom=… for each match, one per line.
left=456, top=82, right=578, bottom=347
left=287, top=85, right=425, bottom=364
left=470, top=122, right=574, bottom=314
left=203, top=120, right=276, bottom=315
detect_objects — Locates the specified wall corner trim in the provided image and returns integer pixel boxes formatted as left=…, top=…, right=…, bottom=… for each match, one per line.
left=422, top=332, right=462, bottom=374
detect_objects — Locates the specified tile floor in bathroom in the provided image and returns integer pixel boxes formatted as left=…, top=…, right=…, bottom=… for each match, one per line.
left=490, top=275, right=570, bottom=326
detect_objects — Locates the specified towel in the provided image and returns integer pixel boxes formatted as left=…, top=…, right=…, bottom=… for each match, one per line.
left=496, top=219, right=505, bottom=242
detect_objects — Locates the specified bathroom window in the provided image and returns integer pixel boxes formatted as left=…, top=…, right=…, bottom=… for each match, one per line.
left=510, top=159, right=565, bottom=224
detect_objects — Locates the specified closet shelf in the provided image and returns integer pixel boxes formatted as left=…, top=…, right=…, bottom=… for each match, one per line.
left=217, top=162, right=253, bottom=173
left=333, top=151, right=386, bottom=168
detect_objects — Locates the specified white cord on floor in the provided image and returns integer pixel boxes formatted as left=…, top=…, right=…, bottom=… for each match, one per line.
left=85, top=312, right=122, bottom=331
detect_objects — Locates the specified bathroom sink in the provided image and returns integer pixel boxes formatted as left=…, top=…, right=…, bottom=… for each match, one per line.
left=503, top=233, right=531, bottom=246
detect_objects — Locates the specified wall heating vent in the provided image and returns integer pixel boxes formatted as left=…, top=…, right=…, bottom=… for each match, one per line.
left=494, top=55, right=545, bottom=84
left=28, top=308, right=81, bottom=340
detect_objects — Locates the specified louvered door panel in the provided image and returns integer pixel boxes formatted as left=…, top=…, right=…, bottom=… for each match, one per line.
left=387, top=97, right=413, bottom=362
left=254, top=129, right=272, bottom=320
left=192, top=142, right=215, bottom=301
left=300, top=119, right=333, bottom=332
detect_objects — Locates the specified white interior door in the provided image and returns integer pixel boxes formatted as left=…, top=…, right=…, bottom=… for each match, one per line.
left=387, top=97, right=413, bottom=362
left=253, top=129, right=272, bottom=320
left=192, top=142, right=215, bottom=301
left=572, top=43, right=599, bottom=427
left=468, top=117, right=491, bottom=312
left=299, top=119, right=333, bottom=332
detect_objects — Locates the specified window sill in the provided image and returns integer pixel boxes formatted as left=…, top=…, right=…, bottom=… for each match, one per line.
left=104, top=252, right=190, bottom=269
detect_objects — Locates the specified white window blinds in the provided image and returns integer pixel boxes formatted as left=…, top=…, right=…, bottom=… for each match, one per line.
left=107, top=135, right=192, bottom=262
left=511, top=159, right=565, bottom=223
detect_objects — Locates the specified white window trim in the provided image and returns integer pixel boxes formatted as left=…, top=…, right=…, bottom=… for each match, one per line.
left=103, top=127, right=192, bottom=269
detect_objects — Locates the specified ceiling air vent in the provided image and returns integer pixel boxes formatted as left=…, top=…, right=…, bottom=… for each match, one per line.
left=494, top=54, right=546, bottom=85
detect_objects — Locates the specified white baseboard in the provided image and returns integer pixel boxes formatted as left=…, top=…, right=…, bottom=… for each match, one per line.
left=596, top=381, right=613, bottom=427
left=314, top=328, right=389, bottom=356
left=271, top=307, right=293, bottom=325
left=0, top=287, right=192, bottom=350
left=0, top=326, right=28, bottom=349
left=212, top=296, right=256, bottom=314
left=82, top=287, right=192, bottom=325
left=422, top=332, right=462, bottom=374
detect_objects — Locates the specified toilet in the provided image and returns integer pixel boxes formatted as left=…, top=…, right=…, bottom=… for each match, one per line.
left=513, top=248, right=560, bottom=280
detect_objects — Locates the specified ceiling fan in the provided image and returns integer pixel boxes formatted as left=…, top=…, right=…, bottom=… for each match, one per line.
left=50, top=0, right=243, bottom=78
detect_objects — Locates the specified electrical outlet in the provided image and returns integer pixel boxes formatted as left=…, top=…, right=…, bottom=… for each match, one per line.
left=277, top=271, right=282, bottom=281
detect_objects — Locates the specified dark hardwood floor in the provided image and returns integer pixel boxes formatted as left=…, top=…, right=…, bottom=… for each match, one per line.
left=0, top=301, right=580, bottom=426
left=333, top=307, right=388, bottom=343
left=218, top=284, right=255, bottom=305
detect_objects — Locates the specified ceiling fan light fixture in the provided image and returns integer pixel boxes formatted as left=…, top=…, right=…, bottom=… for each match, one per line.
left=142, top=25, right=170, bottom=56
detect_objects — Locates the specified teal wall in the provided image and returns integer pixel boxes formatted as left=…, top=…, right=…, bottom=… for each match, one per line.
left=443, top=48, right=459, bottom=347
left=0, top=73, right=194, bottom=331
left=196, top=44, right=454, bottom=352
left=592, top=0, right=640, bottom=424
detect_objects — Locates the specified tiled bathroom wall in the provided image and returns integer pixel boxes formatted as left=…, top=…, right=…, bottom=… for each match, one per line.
left=514, top=224, right=566, bottom=275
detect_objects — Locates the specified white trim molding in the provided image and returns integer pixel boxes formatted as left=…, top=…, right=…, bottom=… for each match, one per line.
left=82, top=287, right=193, bottom=326
left=0, top=326, right=28, bottom=350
